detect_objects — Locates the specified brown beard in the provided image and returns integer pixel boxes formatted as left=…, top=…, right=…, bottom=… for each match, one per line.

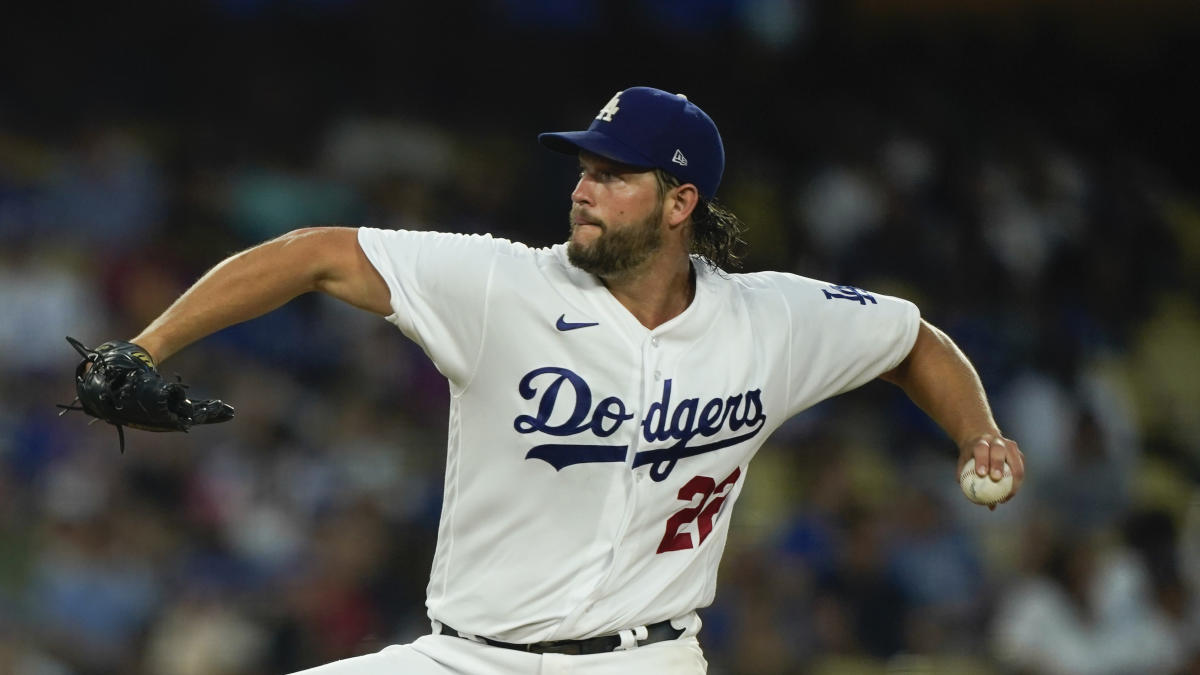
left=566, top=204, right=664, bottom=278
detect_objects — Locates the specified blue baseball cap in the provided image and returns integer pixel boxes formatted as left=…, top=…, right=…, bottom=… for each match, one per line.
left=539, top=86, right=725, bottom=199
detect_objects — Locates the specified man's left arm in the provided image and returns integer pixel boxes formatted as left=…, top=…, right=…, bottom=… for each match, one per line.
left=879, top=319, right=1026, bottom=509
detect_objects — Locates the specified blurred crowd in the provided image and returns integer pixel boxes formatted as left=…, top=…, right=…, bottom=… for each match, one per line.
left=2, top=2, right=1200, bottom=674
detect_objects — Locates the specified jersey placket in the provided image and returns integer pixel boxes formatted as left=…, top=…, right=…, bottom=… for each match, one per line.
left=633, top=330, right=668, bottom=466
left=554, top=329, right=667, bottom=635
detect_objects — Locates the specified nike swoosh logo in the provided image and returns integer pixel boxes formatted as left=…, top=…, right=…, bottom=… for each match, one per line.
left=556, top=314, right=599, bottom=331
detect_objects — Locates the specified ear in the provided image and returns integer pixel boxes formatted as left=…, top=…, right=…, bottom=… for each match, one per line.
left=665, top=183, right=700, bottom=229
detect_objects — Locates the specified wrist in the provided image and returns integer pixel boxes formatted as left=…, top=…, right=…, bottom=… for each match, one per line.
left=129, top=333, right=166, bottom=366
left=957, top=429, right=1003, bottom=453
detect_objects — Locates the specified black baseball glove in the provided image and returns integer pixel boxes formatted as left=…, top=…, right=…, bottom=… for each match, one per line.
left=59, top=336, right=235, bottom=452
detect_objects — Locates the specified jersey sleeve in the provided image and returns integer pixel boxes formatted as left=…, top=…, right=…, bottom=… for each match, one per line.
left=768, top=274, right=921, bottom=415
left=357, top=227, right=503, bottom=388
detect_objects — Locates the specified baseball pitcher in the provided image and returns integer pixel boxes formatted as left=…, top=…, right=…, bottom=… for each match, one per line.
left=65, top=86, right=1025, bottom=673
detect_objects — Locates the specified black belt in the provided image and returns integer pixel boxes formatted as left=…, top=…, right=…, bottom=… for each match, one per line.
left=439, top=620, right=684, bottom=655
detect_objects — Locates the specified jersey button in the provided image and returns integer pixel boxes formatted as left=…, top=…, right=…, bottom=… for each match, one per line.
left=650, top=336, right=660, bottom=348
left=654, top=370, right=662, bottom=380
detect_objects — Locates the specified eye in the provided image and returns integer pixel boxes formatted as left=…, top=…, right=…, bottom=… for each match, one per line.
left=579, top=168, right=613, bottom=182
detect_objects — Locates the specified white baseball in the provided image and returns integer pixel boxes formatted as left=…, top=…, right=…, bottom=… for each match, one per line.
left=959, top=458, right=1013, bottom=505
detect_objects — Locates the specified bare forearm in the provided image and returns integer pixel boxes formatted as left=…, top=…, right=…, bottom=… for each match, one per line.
left=882, top=319, right=1025, bottom=502
left=131, top=232, right=321, bottom=362
left=881, top=320, right=999, bottom=447
left=131, top=227, right=388, bottom=364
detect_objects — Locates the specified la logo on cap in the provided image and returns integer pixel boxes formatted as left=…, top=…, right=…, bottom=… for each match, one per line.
left=596, top=92, right=621, bottom=122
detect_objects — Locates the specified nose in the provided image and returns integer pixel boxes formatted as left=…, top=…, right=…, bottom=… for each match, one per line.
left=571, top=174, right=593, bottom=206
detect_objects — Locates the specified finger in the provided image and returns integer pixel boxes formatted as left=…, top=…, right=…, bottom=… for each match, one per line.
left=1000, top=444, right=1025, bottom=503
left=988, top=438, right=1009, bottom=481
left=1008, top=443, right=1026, bottom=484
left=190, top=400, right=236, bottom=425
left=973, top=439, right=990, bottom=477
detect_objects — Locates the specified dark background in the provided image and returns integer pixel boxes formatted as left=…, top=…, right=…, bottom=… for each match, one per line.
left=2, top=1, right=1199, bottom=673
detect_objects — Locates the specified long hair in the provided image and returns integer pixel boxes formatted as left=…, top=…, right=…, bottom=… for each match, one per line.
left=655, top=170, right=748, bottom=271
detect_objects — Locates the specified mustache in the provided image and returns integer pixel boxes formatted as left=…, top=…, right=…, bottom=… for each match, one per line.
left=569, top=207, right=606, bottom=230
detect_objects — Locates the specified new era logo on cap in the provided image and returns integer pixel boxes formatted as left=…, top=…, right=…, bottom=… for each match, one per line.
left=538, top=86, right=725, bottom=199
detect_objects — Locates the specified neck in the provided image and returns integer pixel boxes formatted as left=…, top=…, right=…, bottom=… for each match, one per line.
left=600, top=250, right=696, bottom=330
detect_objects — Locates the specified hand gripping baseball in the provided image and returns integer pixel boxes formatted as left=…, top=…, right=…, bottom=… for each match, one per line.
left=58, top=336, right=235, bottom=452
left=957, top=433, right=1025, bottom=510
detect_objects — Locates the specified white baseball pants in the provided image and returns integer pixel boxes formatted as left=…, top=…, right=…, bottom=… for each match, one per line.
left=288, top=633, right=708, bottom=674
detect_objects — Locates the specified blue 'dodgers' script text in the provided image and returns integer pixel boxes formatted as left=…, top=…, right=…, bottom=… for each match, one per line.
left=514, top=367, right=766, bottom=481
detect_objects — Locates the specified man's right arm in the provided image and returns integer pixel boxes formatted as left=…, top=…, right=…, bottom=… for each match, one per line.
left=131, top=227, right=391, bottom=364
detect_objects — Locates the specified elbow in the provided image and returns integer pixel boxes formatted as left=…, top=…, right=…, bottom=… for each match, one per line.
left=879, top=356, right=911, bottom=387
left=878, top=319, right=939, bottom=387
left=279, top=226, right=337, bottom=245
left=273, top=227, right=352, bottom=291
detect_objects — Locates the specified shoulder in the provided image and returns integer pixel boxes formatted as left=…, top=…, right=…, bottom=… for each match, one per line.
left=357, top=227, right=562, bottom=268
left=706, top=267, right=832, bottom=304
left=357, top=227, right=531, bottom=254
left=720, top=267, right=910, bottom=302
left=704, top=266, right=918, bottom=321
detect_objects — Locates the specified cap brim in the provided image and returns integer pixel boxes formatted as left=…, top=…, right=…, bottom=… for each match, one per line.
left=538, top=130, right=655, bottom=169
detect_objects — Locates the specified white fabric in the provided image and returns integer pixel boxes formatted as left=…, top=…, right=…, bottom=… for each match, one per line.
left=614, top=625, right=649, bottom=652
left=356, top=227, right=920, bottom=644
left=290, top=634, right=708, bottom=674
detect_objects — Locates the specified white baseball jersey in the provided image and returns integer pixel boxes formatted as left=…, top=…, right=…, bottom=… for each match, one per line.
left=356, top=227, right=920, bottom=645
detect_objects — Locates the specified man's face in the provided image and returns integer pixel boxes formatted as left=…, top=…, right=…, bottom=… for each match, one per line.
left=566, top=152, right=665, bottom=278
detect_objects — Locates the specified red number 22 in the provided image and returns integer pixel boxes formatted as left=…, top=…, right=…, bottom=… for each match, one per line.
left=656, top=467, right=742, bottom=554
